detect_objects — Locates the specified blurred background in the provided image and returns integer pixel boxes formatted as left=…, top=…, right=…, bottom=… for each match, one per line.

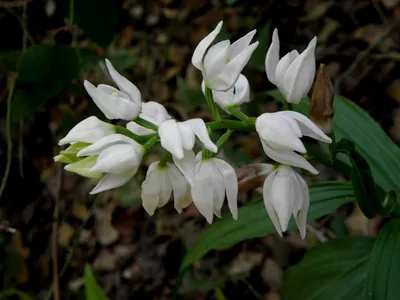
left=0, top=0, right=399, bottom=299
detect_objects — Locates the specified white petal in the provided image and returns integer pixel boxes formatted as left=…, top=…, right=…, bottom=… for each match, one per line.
left=228, top=29, right=257, bottom=59
left=185, top=119, right=217, bottom=153
left=192, top=21, right=223, bottom=70
left=209, top=167, right=225, bottom=218
left=271, top=168, right=296, bottom=232
left=233, top=74, right=250, bottom=106
left=168, top=165, right=191, bottom=213
left=90, top=170, right=135, bottom=194
left=214, top=158, right=238, bottom=219
left=256, top=114, right=306, bottom=153
left=158, top=171, right=173, bottom=208
left=191, top=178, right=214, bottom=224
left=84, top=80, right=116, bottom=119
left=177, top=122, right=196, bottom=151
left=277, top=111, right=332, bottom=143
left=173, top=150, right=196, bottom=187
left=90, top=144, right=141, bottom=174
left=293, top=171, right=309, bottom=239
left=141, top=164, right=162, bottom=215
left=159, top=120, right=184, bottom=159
left=213, top=42, right=259, bottom=91
left=260, top=140, right=318, bottom=174
left=283, top=37, right=317, bottom=104
left=105, top=59, right=141, bottom=105
left=265, top=28, right=280, bottom=85
left=203, top=40, right=230, bottom=85
left=126, top=121, right=154, bottom=136
left=140, top=101, right=171, bottom=125
left=59, top=116, right=114, bottom=145
left=274, top=53, right=292, bottom=97
left=78, top=134, right=140, bottom=157
left=263, top=171, right=283, bottom=237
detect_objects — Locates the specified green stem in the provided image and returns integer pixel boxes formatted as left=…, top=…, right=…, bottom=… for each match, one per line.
left=114, top=125, right=154, bottom=144
left=0, top=76, right=16, bottom=203
left=158, top=151, right=170, bottom=168
left=205, top=87, right=221, bottom=121
left=227, top=106, right=251, bottom=122
left=206, top=120, right=255, bottom=131
left=135, top=117, right=159, bottom=132
left=328, top=131, right=336, bottom=163
left=143, top=135, right=159, bottom=151
left=216, top=129, right=233, bottom=150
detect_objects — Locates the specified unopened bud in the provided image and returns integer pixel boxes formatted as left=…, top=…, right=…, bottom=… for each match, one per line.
left=309, top=64, right=334, bottom=134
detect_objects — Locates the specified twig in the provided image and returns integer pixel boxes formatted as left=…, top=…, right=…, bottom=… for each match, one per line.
left=334, top=22, right=398, bottom=92
left=372, top=0, right=388, bottom=24
left=0, top=0, right=29, bottom=8
left=0, top=75, right=16, bottom=203
left=51, top=164, right=63, bottom=300
left=45, top=194, right=103, bottom=300
left=5, top=6, right=36, bottom=46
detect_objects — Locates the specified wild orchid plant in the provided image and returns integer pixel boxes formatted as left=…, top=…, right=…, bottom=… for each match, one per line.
left=55, top=21, right=333, bottom=239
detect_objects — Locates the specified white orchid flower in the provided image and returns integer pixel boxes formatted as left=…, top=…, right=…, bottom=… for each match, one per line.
left=76, top=134, right=144, bottom=194
left=265, top=29, right=317, bottom=104
left=58, top=116, right=114, bottom=145
left=192, top=21, right=259, bottom=91
left=263, top=165, right=309, bottom=239
left=255, top=111, right=331, bottom=174
left=84, top=59, right=142, bottom=120
left=127, top=101, right=171, bottom=136
left=158, top=119, right=217, bottom=185
left=189, top=152, right=238, bottom=224
left=64, top=156, right=102, bottom=179
left=141, top=161, right=192, bottom=215
left=201, top=74, right=250, bottom=112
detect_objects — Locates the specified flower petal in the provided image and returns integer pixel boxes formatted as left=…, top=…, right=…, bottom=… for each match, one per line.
left=185, top=119, right=217, bottom=153
left=293, top=171, right=309, bottom=239
left=283, top=37, right=317, bottom=104
left=90, top=170, right=135, bottom=194
left=191, top=178, right=214, bottom=224
left=77, top=134, right=139, bottom=157
left=168, top=165, right=191, bottom=213
left=105, top=59, right=141, bottom=104
left=59, top=116, right=114, bottom=145
left=214, top=158, right=238, bottom=219
left=64, top=156, right=102, bottom=178
left=173, top=150, right=196, bottom=187
left=159, top=120, right=184, bottom=159
left=214, top=42, right=259, bottom=91
left=228, top=29, right=257, bottom=59
left=177, top=122, right=196, bottom=151
left=140, top=101, right=171, bottom=125
left=90, top=144, right=141, bottom=174
left=263, top=171, right=283, bottom=237
left=191, top=21, right=223, bottom=70
left=233, top=74, right=250, bottom=105
left=260, top=141, right=318, bottom=174
left=265, top=28, right=280, bottom=85
left=277, top=111, right=331, bottom=143
left=126, top=121, right=154, bottom=136
left=141, top=163, right=162, bottom=215
left=203, top=40, right=230, bottom=85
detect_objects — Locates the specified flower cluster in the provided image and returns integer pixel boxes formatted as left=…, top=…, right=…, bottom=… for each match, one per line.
left=55, top=22, right=331, bottom=238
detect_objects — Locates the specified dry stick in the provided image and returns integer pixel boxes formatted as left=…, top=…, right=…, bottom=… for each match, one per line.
left=51, top=164, right=63, bottom=300
left=0, top=75, right=16, bottom=202
left=334, top=22, right=398, bottom=93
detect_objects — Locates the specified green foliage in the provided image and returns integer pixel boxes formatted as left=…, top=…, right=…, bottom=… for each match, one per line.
left=73, top=0, right=117, bottom=48
left=84, top=265, right=109, bottom=300
left=282, top=237, right=376, bottom=300
left=0, top=288, right=33, bottom=300
left=12, top=45, right=79, bottom=121
left=177, top=77, right=205, bottom=109
left=333, top=138, right=384, bottom=218
left=180, top=182, right=356, bottom=271
left=365, top=219, right=400, bottom=300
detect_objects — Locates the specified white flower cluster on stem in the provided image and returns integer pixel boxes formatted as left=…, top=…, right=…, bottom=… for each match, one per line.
left=55, top=21, right=331, bottom=239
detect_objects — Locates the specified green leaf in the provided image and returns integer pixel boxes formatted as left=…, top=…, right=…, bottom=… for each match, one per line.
left=334, top=138, right=383, bottom=218
left=365, top=219, right=400, bottom=300
left=176, top=77, right=205, bottom=109
left=13, top=45, right=79, bottom=120
left=265, top=92, right=400, bottom=192
left=84, top=264, right=109, bottom=300
left=282, top=236, right=375, bottom=300
left=0, top=288, right=33, bottom=300
left=74, top=0, right=117, bottom=48
left=180, top=182, right=355, bottom=271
